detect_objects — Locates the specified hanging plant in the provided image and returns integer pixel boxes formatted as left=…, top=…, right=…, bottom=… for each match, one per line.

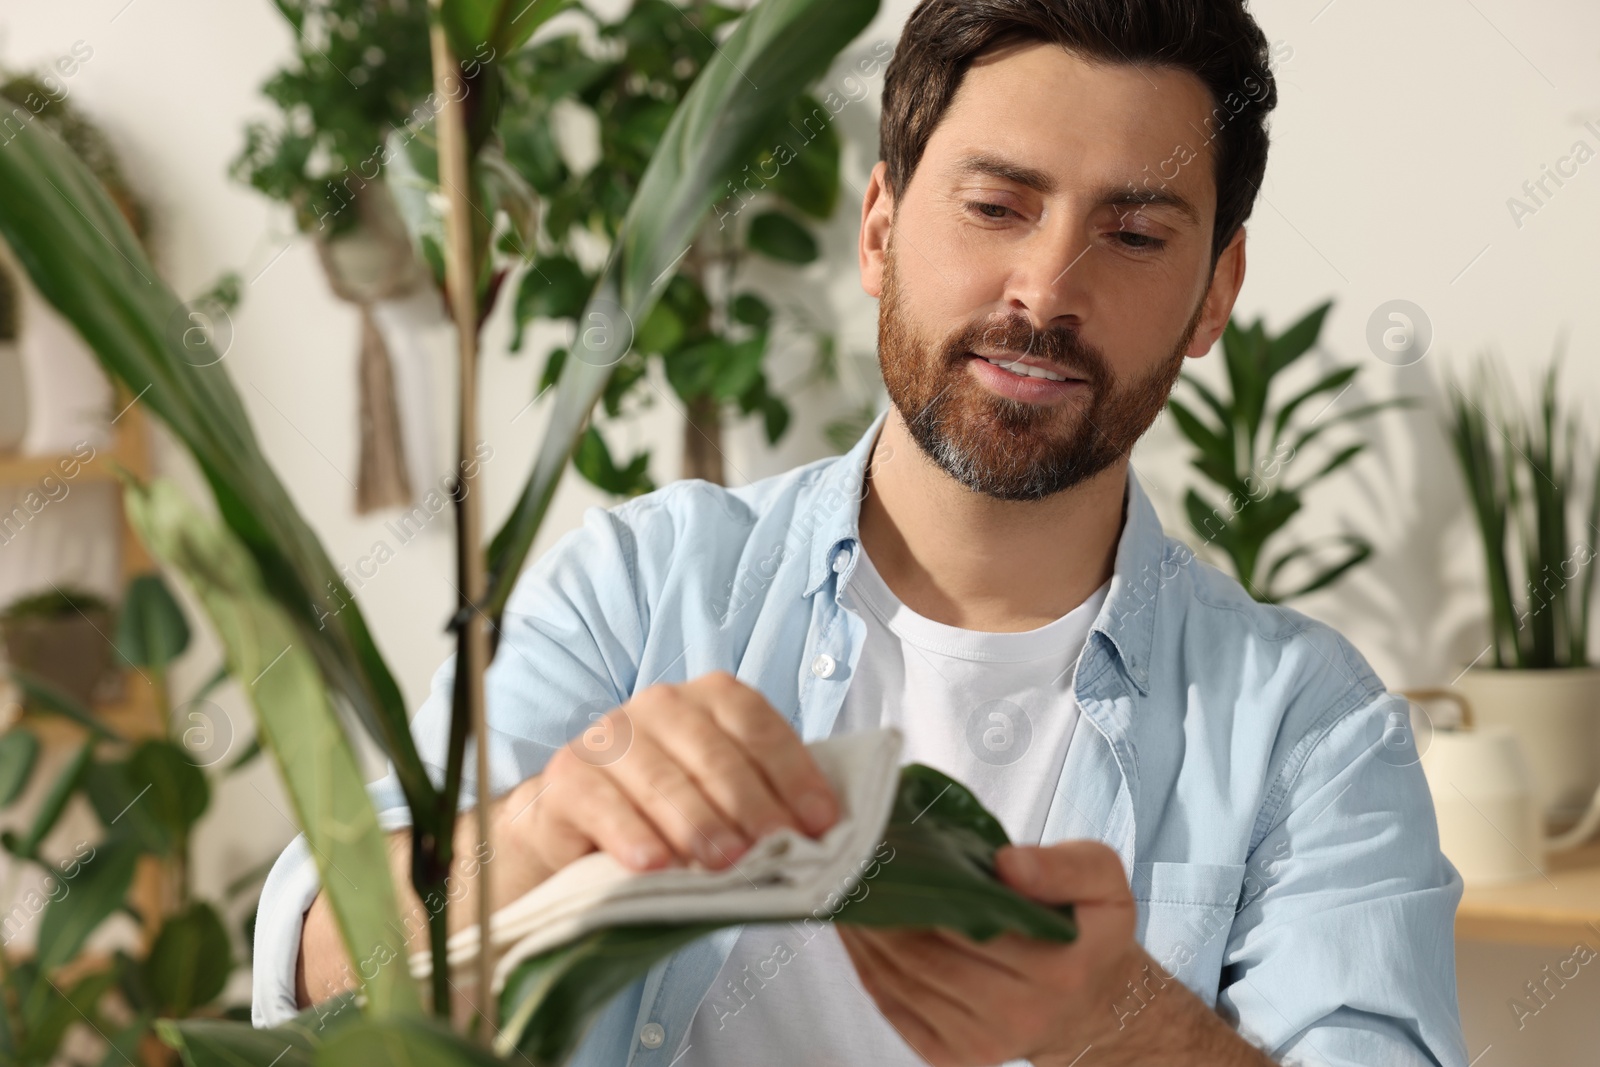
left=232, top=0, right=438, bottom=512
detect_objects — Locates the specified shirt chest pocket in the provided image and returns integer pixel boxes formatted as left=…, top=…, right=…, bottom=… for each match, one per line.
left=1129, top=861, right=1247, bottom=1007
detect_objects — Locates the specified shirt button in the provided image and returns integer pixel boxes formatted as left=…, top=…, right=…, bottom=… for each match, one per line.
left=832, top=547, right=852, bottom=573
left=639, top=1022, right=665, bottom=1049
left=811, top=653, right=836, bottom=678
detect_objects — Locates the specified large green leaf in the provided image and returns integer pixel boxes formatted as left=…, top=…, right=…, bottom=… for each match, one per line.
left=1178, top=373, right=1234, bottom=435
left=0, top=728, right=40, bottom=805
left=35, top=838, right=141, bottom=972
left=497, top=763, right=1073, bottom=1065
left=0, top=117, right=436, bottom=837
left=1165, top=397, right=1233, bottom=487
left=1265, top=298, right=1331, bottom=377
left=486, top=0, right=880, bottom=620
left=116, top=573, right=192, bottom=670
left=124, top=479, right=420, bottom=1019
left=147, top=902, right=234, bottom=1017
left=160, top=1003, right=498, bottom=1067
left=314, top=1018, right=507, bottom=1067
left=497, top=922, right=724, bottom=1065
left=85, top=756, right=174, bottom=855
left=159, top=994, right=360, bottom=1067
left=131, top=739, right=211, bottom=841
left=747, top=209, right=818, bottom=264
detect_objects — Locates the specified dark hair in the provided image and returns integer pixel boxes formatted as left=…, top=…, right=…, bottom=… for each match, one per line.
left=880, top=0, right=1278, bottom=267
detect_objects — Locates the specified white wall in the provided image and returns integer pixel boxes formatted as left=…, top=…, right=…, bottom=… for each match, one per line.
left=2, top=0, right=1598, bottom=1059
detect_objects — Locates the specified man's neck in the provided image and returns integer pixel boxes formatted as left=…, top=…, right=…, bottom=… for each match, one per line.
left=857, top=408, right=1126, bottom=632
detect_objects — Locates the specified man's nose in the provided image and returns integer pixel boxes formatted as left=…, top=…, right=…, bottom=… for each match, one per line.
left=1003, top=226, right=1094, bottom=334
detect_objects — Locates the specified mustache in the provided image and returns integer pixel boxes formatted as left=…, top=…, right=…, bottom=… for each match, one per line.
left=946, top=313, right=1109, bottom=383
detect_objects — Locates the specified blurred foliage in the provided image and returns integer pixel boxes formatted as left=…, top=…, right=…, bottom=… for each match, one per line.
left=0, top=573, right=262, bottom=1066
left=0, top=587, right=111, bottom=621
left=1446, top=355, right=1600, bottom=669
left=235, top=0, right=853, bottom=497
left=0, top=72, right=147, bottom=239
left=1, top=0, right=879, bottom=1058
left=502, top=0, right=846, bottom=494
left=231, top=0, right=434, bottom=235
left=1167, top=300, right=1414, bottom=603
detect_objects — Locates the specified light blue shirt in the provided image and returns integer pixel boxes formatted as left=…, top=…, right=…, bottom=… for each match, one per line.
left=254, top=412, right=1466, bottom=1066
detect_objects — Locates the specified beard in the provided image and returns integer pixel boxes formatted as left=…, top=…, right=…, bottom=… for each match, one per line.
left=877, top=245, right=1205, bottom=501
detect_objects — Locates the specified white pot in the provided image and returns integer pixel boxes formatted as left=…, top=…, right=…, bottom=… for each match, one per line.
left=1456, top=668, right=1600, bottom=825
left=1421, top=724, right=1545, bottom=885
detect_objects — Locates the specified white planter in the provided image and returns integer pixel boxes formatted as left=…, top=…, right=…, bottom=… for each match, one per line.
left=1421, top=725, right=1545, bottom=885
left=1456, top=667, right=1600, bottom=826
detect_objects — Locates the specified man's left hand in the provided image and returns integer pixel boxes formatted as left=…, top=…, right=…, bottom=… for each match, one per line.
left=837, top=840, right=1273, bottom=1066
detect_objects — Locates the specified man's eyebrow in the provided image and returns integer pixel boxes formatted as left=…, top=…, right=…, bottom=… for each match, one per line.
left=953, top=155, right=1203, bottom=226
left=953, top=153, right=1058, bottom=194
left=1102, top=186, right=1202, bottom=226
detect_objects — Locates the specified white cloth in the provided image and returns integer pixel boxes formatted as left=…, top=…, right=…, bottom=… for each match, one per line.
left=679, top=548, right=1108, bottom=1067
left=410, top=727, right=906, bottom=995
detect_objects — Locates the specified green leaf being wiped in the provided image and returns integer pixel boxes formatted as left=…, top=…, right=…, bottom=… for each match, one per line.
left=493, top=742, right=1074, bottom=1066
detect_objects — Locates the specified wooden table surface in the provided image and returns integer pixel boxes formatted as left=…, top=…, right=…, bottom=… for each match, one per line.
left=1457, top=842, right=1600, bottom=947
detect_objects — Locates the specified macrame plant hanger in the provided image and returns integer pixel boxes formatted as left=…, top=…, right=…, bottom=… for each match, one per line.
left=314, top=182, right=430, bottom=514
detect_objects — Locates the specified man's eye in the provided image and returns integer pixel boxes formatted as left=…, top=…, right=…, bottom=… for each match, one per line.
left=1114, top=231, right=1166, bottom=251
left=969, top=202, right=1012, bottom=219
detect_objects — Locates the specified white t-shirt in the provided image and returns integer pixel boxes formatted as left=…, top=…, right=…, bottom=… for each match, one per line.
left=678, top=548, right=1109, bottom=1067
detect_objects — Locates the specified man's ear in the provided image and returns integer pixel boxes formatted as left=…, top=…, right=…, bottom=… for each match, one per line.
left=1184, top=225, right=1248, bottom=358
left=859, top=160, right=895, bottom=299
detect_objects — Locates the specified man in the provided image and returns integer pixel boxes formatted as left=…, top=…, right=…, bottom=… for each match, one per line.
left=256, top=1, right=1467, bottom=1064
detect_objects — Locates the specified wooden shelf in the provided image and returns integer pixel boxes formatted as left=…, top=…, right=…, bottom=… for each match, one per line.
left=0, top=448, right=121, bottom=488
left=1456, top=842, right=1600, bottom=947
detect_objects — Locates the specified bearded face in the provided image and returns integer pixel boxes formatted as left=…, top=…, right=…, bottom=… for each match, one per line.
left=877, top=241, right=1204, bottom=501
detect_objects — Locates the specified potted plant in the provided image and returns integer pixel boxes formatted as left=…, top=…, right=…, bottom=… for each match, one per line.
left=1166, top=300, right=1414, bottom=602
left=1444, top=354, right=1600, bottom=827
left=497, top=0, right=855, bottom=493
left=0, top=1, right=897, bottom=1061
left=0, top=587, right=116, bottom=710
left=0, top=573, right=258, bottom=1067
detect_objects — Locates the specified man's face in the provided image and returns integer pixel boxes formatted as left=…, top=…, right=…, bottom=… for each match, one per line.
left=863, top=42, right=1240, bottom=501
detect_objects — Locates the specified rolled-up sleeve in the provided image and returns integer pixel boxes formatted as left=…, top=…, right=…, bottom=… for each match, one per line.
left=1220, top=690, right=1468, bottom=1067
left=251, top=501, right=655, bottom=1026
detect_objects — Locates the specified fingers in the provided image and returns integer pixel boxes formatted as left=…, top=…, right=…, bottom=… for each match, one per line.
left=605, top=731, right=751, bottom=868
left=641, top=687, right=802, bottom=846
left=694, top=671, right=839, bottom=835
left=531, top=754, right=674, bottom=872
left=528, top=672, right=838, bottom=879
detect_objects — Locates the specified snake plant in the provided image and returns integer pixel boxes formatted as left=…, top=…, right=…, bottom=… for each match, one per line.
left=1445, top=354, right=1600, bottom=669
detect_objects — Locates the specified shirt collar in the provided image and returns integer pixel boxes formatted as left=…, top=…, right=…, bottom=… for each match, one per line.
left=803, top=409, right=1166, bottom=695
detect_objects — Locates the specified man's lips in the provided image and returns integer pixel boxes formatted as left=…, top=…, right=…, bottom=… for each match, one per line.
left=964, top=351, right=1086, bottom=383
left=963, top=351, right=1090, bottom=405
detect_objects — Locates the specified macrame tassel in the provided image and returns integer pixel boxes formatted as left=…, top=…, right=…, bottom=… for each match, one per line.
left=355, top=304, right=413, bottom=513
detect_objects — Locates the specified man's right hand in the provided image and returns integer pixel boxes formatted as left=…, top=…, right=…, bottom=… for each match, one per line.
left=505, top=670, right=841, bottom=879
left=298, top=671, right=840, bottom=1008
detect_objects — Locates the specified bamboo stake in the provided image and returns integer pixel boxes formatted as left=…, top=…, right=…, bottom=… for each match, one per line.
left=427, top=5, right=496, bottom=1031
